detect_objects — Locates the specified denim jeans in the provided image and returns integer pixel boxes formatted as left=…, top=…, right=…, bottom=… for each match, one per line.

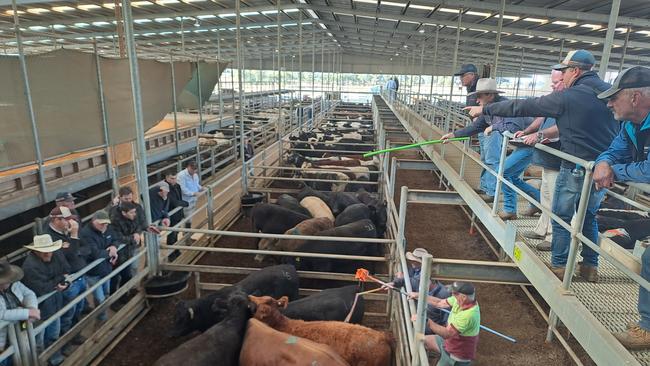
left=479, top=132, right=502, bottom=197
left=36, top=317, right=64, bottom=365
left=550, top=167, right=606, bottom=268
left=639, top=248, right=650, bottom=331
left=502, top=147, right=540, bottom=214
left=86, top=275, right=110, bottom=321
left=60, top=277, right=86, bottom=334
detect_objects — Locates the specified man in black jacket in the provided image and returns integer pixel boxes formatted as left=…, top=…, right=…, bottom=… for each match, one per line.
left=44, top=207, right=88, bottom=341
left=108, top=186, right=148, bottom=234
left=22, top=234, right=70, bottom=365
left=149, top=183, right=171, bottom=227
left=164, top=171, right=188, bottom=246
left=79, top=210, right=118, bottom=322
left=109, top=202, right=141, bottom=307
left=465, top=50, right=620, bottom=282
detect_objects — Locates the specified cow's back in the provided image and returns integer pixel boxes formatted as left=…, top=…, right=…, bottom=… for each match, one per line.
left=282, top=285, right=365, bottom=323
left=239, top=319, right=350, bottom=366
left=335, top=203, right=371, bottom=227
left=239, top=264, right=299, bottom=300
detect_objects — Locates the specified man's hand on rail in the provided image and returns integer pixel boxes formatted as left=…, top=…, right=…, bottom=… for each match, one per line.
left=133, top=233, right=141, bottom=245
left=521, top=134, right=538, bottom=146
left=463, top=105, right=483, bottom=118
left=408, top=292, right=419, bottom=300
left=513, top=131, right=525, bottom=139
left=28, top=308, right=40, bottom=321
left=440, top=133, right=454, bottom=143
left=593, top=162, right=615, bottom=190
left=161, top=218, right=171, bottom=227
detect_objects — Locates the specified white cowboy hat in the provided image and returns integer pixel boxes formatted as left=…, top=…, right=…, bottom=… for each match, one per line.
left=25, top=234, right=63, bottom=253
left=468, top=78, right=504, bottom=96
left=405, top=248, right=430, bottom=263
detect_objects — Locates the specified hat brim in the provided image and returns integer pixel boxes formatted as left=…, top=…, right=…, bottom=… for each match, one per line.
left=468, top=90, right=504, bottom=96
left=0, top=265, right=24, bottom=285
left=25, top=240, right=63, bottom=253
left=597, top=86, right=622, bottom=100
left=95, top=219, right=111, bottom=224
left=552, top=63, right=570, bottom=70
left=405, top=252, right=422, bottom=262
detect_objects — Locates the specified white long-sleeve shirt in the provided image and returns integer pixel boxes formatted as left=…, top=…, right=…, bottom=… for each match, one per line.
left=0, top=281, right=37, bottom=350
left=177, top=168, right=202, bottom=205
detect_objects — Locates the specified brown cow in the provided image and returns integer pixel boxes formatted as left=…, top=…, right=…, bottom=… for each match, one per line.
left=239, top=318, right=350, bottom=366
left=255, top=217, right=333, bottom=262
left=249, top=295, right=393, bottom=366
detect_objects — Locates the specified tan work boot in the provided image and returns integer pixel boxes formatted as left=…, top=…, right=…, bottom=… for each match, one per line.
left=614, top=325, right=650, bottom=350
left=498, top=212, right=518, bottom=221
left=578, top=263, right=598, bottom=283
left=550, top=266, right=566, bottom=280
left=522, top=206, right=542, bottom=217
left=536, top=241, right=552, bottom=251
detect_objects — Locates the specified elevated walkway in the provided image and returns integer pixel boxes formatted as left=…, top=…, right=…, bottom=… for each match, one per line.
left=377, top=94, right=647, bottom=366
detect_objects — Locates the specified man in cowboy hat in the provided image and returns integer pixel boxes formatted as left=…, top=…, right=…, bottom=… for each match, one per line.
left=22, top=234, right=70, bottom=365
left=410, top=281, right=481, bottom=365
left=44, top=207, right=87, bottom=345
left=592, top=66, right=650, bottom=349
left=463, top=50, right=619, bottom=282
left=441, top=78, right=536, bottom=206
left=385, top=248, right=450, bottom=328
left=0, top=261, right=40, bottom=355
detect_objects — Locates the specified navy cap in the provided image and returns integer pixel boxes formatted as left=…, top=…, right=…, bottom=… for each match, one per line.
left=598, top=66, right=650, bottom=99
left=54, top=192, right=75, bottom=202
left=454, top=64, right=478, bottom=76
left=448, top=281, right=475, bottom=296
left=552, top=50, right=596, bottom=70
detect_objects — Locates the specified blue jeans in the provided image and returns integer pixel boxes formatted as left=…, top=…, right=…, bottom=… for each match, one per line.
left=502, top=147, right=540, bottom=214
left=36, top=317, right=64, bottom=365
left=60, top=277, right=86, bottom=334
left=550, top=167, right=606, bottom=268
left=639, top=248, right=650, bottom=331
left=86, top=275, right=110, bottom=321
left=479, top=132, right=502, bottom=197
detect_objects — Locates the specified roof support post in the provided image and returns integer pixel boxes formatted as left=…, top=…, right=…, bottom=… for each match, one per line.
left=618, top=28, right=631, bottom=74
left=216, top=30, right=224, bottom=129
left=492, top=0, right=506, bottom=77
left=558, top=38, right=564, bottom=62
left=197, top=58, right=205, bottom=133
left=298, top=11, right=303, bottom=113
left=429, top=26, right=439, bottom=102
left=598, top=0, right=622, bottom=79
left=120, top=0, right=152, bottom=225
left=311, top=26, right=315, bottom=128
left=515, top=48, right=524, bottom=99
left=277, top=0, right=283, bottom=138
left=444, top=8, right=462, bottom=138
left=93, top=40, right=118, bottom=193
left=169, top=53, right=180, bottom=156
left=418, top=39, right=425, bottom=97
left=12, top=0, right=47, bottom=204
left=235, top=0, right=247, bottom=194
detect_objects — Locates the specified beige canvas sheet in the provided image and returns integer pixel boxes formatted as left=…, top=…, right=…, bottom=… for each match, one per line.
left=177, top=61, right=229, bottom=110
left=0, top=49, right=193, bottom=167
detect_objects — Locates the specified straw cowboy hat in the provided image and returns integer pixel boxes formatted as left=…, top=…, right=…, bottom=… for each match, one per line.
left=468, top=78, right=504, bottom=96
left=25, top=234, right=63, bottom=253
left=0, top=261, right=23, bottom=286
left=405, top=248, right=430, bottom=263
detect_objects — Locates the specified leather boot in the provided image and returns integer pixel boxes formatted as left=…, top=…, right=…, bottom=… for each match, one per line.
left=498, top=212, right=518, bottom=221
left=578, top=263, right=598, bottom=283
left=614, top=325, right=650, bottom=350
left=550, top=266, right=565, bottom=280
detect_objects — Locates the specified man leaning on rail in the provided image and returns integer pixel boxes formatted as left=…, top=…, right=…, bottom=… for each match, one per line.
left=464, top=50, right=620, bottom=282
left=591, top=66, right=650, bottom=349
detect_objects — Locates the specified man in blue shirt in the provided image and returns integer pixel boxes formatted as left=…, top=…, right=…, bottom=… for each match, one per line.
left=177, top=161, right=205, bottom=228
left=592, top=66, right=650, bottom=349
left=385, top=77, right=397, bottom=102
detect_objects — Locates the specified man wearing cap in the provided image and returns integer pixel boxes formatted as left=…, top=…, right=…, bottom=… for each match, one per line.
left=22, top=234, right=71, bottom=365
left=454, top=64, right=479, bottom=108
left=441, top=78, right=536, bottom=207
left=0, top=260, right=40, bottom=359
left=465, top=50, right=619, bottom=282
left=386, top=248, right=450, bottom=327
left=514, top=69, right=565, bottom=251
left=44, top=207, right=88, bottom=342
left=410, top=282, right=481, bottom=365
left=591, top=66, right=650, bottom=348
left=108, top=186, right=148, bottom=234
left=79, top=210, right=119, bottom=323
left=54, top=192, right=79, bottom=219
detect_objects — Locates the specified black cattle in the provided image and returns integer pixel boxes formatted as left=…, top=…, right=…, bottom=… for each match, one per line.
left=335, top=203, right=371, bottom=227
left=276, top=194, right=312, bottom=217
left=597, top=214, right=650, bottom=250
left=156, top=292, right=250, bottom=366
left=329, top=192, right=362, bottom=216
left=287, top=219, right=381, bottom=273
left=297, top=185, right=332, bottom=208
left=281, top=285, right=365, bottom=324
left=355, top=189, right=387, bottom=238
left=251, top=203, right=310, bottom=244
left=170, top=265, right=299, bottom=337
left=597, top=208, right=649, bottom=221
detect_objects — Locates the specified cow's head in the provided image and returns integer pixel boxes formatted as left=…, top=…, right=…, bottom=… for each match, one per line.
left=211, top=291, right=253, bottom=319
left=255, top=238, right=280, bottom=262
left=248, top=295, right=289, bottom=326
left=168, top=301, right=197, bottom=337
left=369, top=201, right=388, bottom=237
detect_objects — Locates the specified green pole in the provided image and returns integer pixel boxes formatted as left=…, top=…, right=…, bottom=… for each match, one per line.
left=363, top=137, right=469, bottom=158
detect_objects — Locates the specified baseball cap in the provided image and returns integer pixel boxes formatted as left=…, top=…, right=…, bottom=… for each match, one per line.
left=453, top=64, right=478, bottom=76
left=598, top=66, right=650, bottom=99
left=49, top=206, right=72, bottom=219
left=91, top=210, right=111, bottom=224
left=552, top=50, right=596, bottom=70
left=55, top=192, right=75, bottom=202
left=405, top=248, right=430, bottom=263
left=448, top=281, right=475, bottom=296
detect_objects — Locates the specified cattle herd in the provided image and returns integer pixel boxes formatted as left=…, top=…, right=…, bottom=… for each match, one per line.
left=156, top=114, right=394, bottom=365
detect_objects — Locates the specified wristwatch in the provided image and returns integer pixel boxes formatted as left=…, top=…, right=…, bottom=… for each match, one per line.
left=536, top=131, right=544, bottom=143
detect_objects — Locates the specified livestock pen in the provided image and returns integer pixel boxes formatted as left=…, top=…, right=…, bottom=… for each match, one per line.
left=95, top=101, right=431, bottom=365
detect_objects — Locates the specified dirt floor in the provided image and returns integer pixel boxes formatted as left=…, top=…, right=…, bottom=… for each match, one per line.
left=101, top=146, right=592, bottom=366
